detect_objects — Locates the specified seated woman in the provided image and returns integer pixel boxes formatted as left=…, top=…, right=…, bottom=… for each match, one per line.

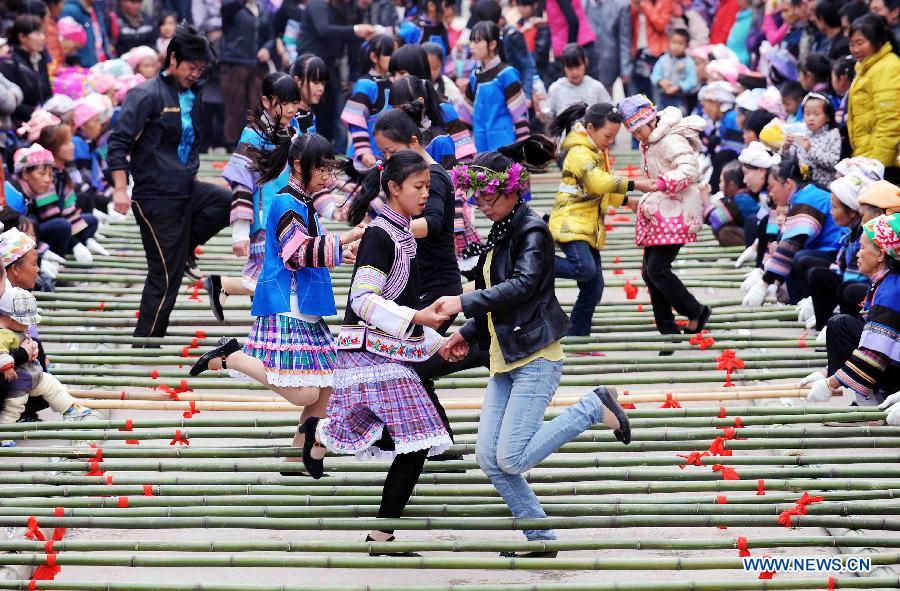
left=807, top=213, right=900, bottom=407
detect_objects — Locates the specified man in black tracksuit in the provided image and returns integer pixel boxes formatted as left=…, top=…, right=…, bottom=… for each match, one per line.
left=108, top=25, right=231, bottom=340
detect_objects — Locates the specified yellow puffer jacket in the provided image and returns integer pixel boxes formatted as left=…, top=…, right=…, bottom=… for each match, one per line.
left=848, top=42, right=900, bottom=167
left=548, top=123, right=631, bottom=250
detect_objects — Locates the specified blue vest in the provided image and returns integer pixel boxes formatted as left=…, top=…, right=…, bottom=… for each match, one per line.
left=250, top=190, right=337, bottom=318
left=469, top=65, right=519, bottom=152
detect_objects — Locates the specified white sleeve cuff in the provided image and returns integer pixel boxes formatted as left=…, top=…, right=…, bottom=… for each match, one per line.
left=232, top=219, right=251, bottom=244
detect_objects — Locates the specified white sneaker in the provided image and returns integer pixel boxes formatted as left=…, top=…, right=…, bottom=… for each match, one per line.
left=62, top=404, right=93, bottom=420
left=85, top=238, right=109, bottom=256
left=816, top=326, right=828, bottom=345
left=92, top=209, right=109, bottom=223
left=72, top=242, right=93, bottom=264
left=94, top=232, right=106, bottom=241
left=40, top=259, right=59, bottom=279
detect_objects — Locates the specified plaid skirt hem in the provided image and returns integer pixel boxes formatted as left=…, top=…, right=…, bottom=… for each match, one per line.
left=316, top=419, right=452, bottom=461
left=228, top=368, right=334, bottom=388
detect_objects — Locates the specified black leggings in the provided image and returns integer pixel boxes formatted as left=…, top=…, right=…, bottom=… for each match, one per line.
left=808, top=267, right=867, bottom=330
left=375, top=448, right=428, bottom=534
left=642, top=245, right=703, bottom=334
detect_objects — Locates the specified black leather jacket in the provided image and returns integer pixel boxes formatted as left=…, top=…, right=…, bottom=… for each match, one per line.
left=459, top=204, right=570, bottom=364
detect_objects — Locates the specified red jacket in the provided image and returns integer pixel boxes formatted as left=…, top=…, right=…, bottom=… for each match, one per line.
left=631, top=0, right=673, bottom=58
left=710, top=0, right=739, bottom=44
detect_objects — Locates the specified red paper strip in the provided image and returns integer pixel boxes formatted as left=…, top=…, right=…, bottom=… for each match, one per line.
left=169, top=430, right=190, bottom=446
left=827, top=576, right=836, bottom=591
left=183, top=400, right=200, bottom=419
left=24, top=516, right=45, bottom=541
left=105, top=476, right=113, bottom=485
left=707, top=436, right=732, bottom=457
left=143, top=484, right=153, bottom=496
left=195, top=330, right=206, bottom=339
left=117, top=497, right=129, bottom=508
left=757, top=479, right=766, bottom=496
left=86, top=460, right=104, bottom=476
left=718, top=406, right=726, bottom=419
left=623, top=280, right=638, bottom=300
left=150, top=369, right=159, bottom=379
left=126, top=439, right=140, bottom=445
left=712, top=464, right=740, bottom=480
left=736, top=536, right=751, bottom=557
left=677, top=451, right=709, bottom=468
left=659, top=393, right=682, bottom=409
left=119, top=419, right=133, bottom=431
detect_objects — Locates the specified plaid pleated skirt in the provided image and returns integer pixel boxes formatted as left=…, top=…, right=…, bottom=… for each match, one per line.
left=317, top=351, right=452, bottom=460
left=230, top=314, right=336, bottom=388
left=240, top=230, right=267, bottom=292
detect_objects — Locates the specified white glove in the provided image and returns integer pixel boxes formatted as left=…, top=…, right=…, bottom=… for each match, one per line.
left=734, top=242, right=757, bottom=268
left=40, top=258, right=59, bottom=279
left=806, top=379, right=837, bottom=403
left=797, top=297, right=814, bottom=323
left=92, top=209, right=109, bottom=223
left=878, top=392, right=900, bottom=426
left=85, top=238, right=109, bottom=257
left=805, top=315, right=817, bottom=330
left=742, top=280, right=775, bottom=307
left=741, top=268, right=764, bottom=293
left=42, top=250, right=66, bottom=265
left=799, top=370, right=826, bottom=387
left=816, top=326, right=828, bottom=345
left=72, top=242, right=93, bottom=264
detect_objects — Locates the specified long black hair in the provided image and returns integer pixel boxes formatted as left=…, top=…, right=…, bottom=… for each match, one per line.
left=289, top=53, right=329, bottom=103
left=363, top=34, right=396, bottom=72
left=771, top=155, right=811, bottom=186
left=549, top=102, right=623, bottom=137
left=374, top=101, right=427, bottom=147
left=348, top=150, right=430, bottom=225
left=470, top=21, right=505, bottom=62
left=388, top=44, right=432, bottom=80
left=389, top=76, right=445, bottom=129
left=250, top=132, right=335, bottom=188
left=248, top=72, right=302, bottom=131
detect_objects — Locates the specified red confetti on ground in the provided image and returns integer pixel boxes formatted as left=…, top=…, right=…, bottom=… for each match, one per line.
left=777, top=492, right=824, bottom=528
left=143, top=485, right=154, bottom=496
left=117, top=496, right=129, bottom=508
left=736, top=536, right=751, bottom=557
left=707, top=436, right=732, bottom=457
left=86, top=460, right=104, bottom=477
left=637, top=304, right=644, bottom=312
left=150, top=369, right=159, bottom=379
left=181, top=347, right=191, bottom=358
left=105, top=476, right=113, bottom=486
left=757, top=479, right=766, bottom=496
left=613, top=215, right=631, bottom=223
left=621, top=164, right=640, bottom=179
left=716, top=350, right=745, bottom=387
left=604, top=223, right=614, bottom=232
left=677, top=451, right=709, bottom=468
left=134, top=310, right=140, bottom=318
left=126, top=439, right=140, bottom=445
left=183, top=400, right=200, bottom=419
left=194, top=246, right=203, bottom=256
left=798, top=334, right=807, bottom=348
left=698, top=337, right=715, bottom=350
left=688, top=330, right=709, bottom=346
left=758, top=556, right=776, bottom=579
left=614, top=256, right=621, bottom=264
left=119, top=419, right=133, bottom=432
left=613, top=268, right=624, bottom=275
left=619, top=390, right=636, bottom=410
left=718, top=406, right=726, bottom=418
left=623, top=280, right=638, bottom=300
left=195, top=330, right=207, bottom=339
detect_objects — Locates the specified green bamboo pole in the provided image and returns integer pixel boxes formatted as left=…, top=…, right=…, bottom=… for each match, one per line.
left=1, top=551, right=898, bottom=571
left=0, top=578, right=898, bottom=591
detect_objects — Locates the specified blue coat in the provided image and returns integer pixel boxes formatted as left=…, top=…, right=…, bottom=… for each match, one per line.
left=61, top=0, right=111, bottom=67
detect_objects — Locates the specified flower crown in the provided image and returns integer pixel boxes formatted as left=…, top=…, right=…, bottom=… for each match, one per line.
left=450, top=163, right=529, bottom=198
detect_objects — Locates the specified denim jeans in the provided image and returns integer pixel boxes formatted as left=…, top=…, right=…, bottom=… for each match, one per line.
left=787, top=249, right=836, bottom=304
left=476, top=357, right=603, bottom=541
left=38, top=214, right=99, bottom=257
left=554, top=241, right=603, bottom=336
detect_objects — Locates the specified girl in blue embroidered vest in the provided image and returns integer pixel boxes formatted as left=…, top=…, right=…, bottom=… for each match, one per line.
left=190, top=134, right=365, bottom=467
left=204, top=73, right=302, bottom=322
left=299, top=151, right=453, bottom=555
left=459, top=21, right=529, bottom=153
left=341, top=34, right=396, bottom=171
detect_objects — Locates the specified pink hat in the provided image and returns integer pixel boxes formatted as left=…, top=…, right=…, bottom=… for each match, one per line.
left=57, top=16, right=87, bottom=48
left=52, top=66, right=89, bottom=99
left=16, top=109, right=61, bottom=143
left=115, top=74, right=145, bottom=104
left=73, top=96, right=101, bottom=129
left=122, top=46, right=158, bottom=71
left=89, top=72, right=117, bottom=95
left=13, top=144, right=54, bottom=173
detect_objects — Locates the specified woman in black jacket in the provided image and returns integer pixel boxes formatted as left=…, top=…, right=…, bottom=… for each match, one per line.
left=0, top=14, right=51, bottom=125
left=435, top=151, right=631, bottom=557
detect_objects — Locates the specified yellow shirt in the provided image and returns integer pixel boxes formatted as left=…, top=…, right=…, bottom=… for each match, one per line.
left=484, top=250, right=564, bottom=375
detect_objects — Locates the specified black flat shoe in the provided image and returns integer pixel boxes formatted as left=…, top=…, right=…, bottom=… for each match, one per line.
left=685, top=305, right=712, bottom=335
left=203, top=275, right=225, bottom=322
left=591, top=386, right=631, bottom=445
left=300, top=416, right=325, bottom=479
left=365, top=535, right=422, bottom=557
left=16, top=411, right=42, bottom=423
left=189, top=336, right=240, bottom=376
left=499, top=550, right=559, bottom=559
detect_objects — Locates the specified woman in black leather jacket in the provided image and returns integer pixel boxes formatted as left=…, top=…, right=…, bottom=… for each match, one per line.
left=435, top=151, right=631, bottom=557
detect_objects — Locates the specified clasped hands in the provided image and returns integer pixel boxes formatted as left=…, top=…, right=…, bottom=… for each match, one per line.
left=412, top=296, right=469, bottom=362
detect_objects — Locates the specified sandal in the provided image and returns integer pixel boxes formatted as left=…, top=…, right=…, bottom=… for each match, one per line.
left=365, top=535, right=422, bottom=557
left=591, top=386, right=631, bottom=445
left=189, top=337, right=240, bottom=376
left=300, top=416, right=325, bottom=479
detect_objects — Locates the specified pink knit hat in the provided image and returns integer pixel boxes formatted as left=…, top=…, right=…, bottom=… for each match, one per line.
left=13, top=144, right=54, bottom=173
left=16, top=109, right=61, bottom=143
left=122, top=46, right=158, bottom=71
left=89, top=72, right=117, bottom=95
left=52, top=66, right=89, bottom=99
left=73, top=96, right=101, bottom=130
left=115, top=74, right=145, bottom=104
left=57, top=16, right=87, bottom=48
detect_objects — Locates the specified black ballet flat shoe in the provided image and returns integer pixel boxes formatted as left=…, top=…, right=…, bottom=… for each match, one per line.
left=203, top=275, right=225, bottom=322
left=16, top=411, right=42, bottom=423
left=189, top=336, right=240, bottom=376
left=685, top=305, right=712, bottom=335
left=499, top=550, right=559, bottom=559
left=591, top=386, right=631, bottom=445
left=300, top=416, right=325, bottom=479
left=365, top=535, right=422, bottom=557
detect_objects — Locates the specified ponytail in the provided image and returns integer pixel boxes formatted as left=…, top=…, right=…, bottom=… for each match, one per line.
left=549, top=102, right=622, bottom=138
left=389, top=76, right=445, bottom=128
left=250, top=132, right=334, bottom=188
left=375, top=102, right=427, bottom=145
left=549, top=103, right=588, bottom=137
left=348, top=150, right=429, bottom=225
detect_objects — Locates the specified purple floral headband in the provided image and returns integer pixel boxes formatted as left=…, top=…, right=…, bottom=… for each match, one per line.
left=450, top=163, right=529, bottom=202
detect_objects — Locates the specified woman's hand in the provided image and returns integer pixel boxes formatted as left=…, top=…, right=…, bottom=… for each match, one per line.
left=233, top=240, right=250, bottom=258
left=341, top=225, right=366, bottom=246
left=3, top=367, right=16, bottom=382
left=434, top=295, right=463, bottom=316
left=342, top=240, right=360, bottom=265
left=633, top=178, right=657, bottom=193
left=439, top=331, right=469, bottom=362
left=412, top=301, right=451, bottom=330
left=360, top=152, right=377, bottom=169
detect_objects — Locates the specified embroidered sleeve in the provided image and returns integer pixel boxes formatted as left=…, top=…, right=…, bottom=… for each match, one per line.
left=833, top=346, right=890, bottom=400
left=502, top=72, right=530, bottom=141
left=764, top=235, right=806, bottom=283
left=349, top=265, right=417, bottom=339
left=781, top=202, right=826, bottom=242
left=276, top=209, right=342, bottom=270
left=858, top=299, right=900, bottom=363
left=443, top=111, right=476, bottom=161
left=32, top=191, right=61, bottom=221
left=341, top=80, right=377, bottom=160
left=229, top=182, right=254, bottom=224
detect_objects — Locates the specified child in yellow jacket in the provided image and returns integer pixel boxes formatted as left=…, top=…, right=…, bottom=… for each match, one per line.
left=547, top=103, right=656, bottom=335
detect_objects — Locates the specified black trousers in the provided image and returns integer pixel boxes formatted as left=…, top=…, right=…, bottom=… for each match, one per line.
left=808, top=267, right=867, bottom=330
left=375, top=448, right=428, bottom=534
left=642, top=245, right=703, bottom=334
left=131, top=182, right=230, bottom=338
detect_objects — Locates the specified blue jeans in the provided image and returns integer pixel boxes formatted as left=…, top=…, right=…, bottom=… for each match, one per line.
left=476, top=358, right=603, bottom=541
left=554, top=241, right=603, bottom=336
left=787, top=249, right=836, bottom=304
left=38, top=214, right=99, bottom=257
